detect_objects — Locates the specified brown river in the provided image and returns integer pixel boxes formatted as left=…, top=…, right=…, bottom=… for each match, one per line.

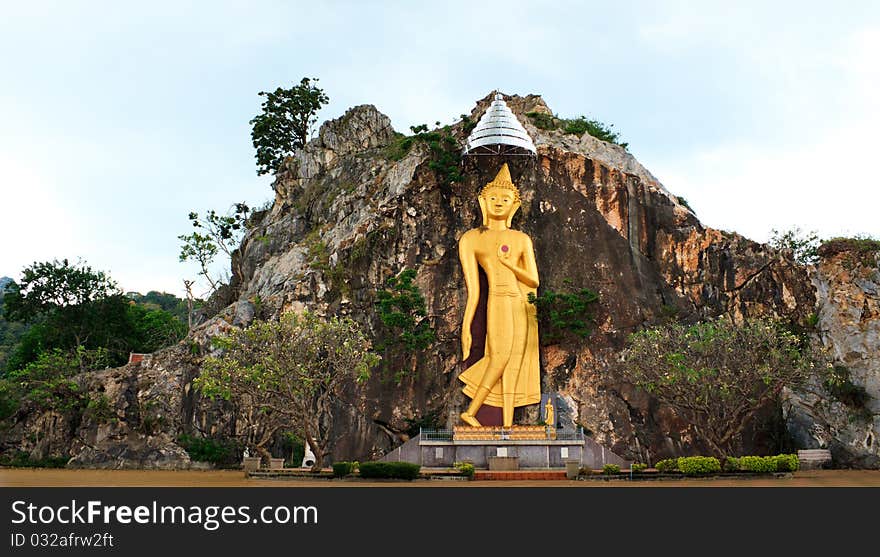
left=2, top=469, right=879, bottom=487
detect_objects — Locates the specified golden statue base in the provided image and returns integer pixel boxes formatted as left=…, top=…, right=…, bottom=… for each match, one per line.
left=453, top=425, right=558, bottom=441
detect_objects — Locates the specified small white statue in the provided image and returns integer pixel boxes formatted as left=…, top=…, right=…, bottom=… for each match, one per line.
left=301, top=443, right=316, bottom=468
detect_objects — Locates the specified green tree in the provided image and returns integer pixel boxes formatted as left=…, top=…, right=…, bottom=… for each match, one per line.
left=769, top=227, right=821, bottom=265
left=0, top=346, right=111, bottom=422
left=3, top=260, right=186, bottom=370
left=127, top=304, right=187, bottom=353
left=250, top=77, right=329, bottom=176
left=4, top=260, right=131, bottom=368
left=195, top=312, right=378, bottom=470
left=178, top=203, right=250, bottom=294
left=126, top=290, right=194, bottom=323
left=528, top=280, right=599, bottom=344
left=614, top=318, right=828, bottom=457
left=0, top=279, right=29, bottom=373
left=374, top=268, right=435, bottom=381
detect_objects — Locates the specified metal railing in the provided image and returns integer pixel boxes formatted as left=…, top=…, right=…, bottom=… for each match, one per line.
left=420, top=429, right=454, bottom=441
left=420, top=427, right=585, bottom=441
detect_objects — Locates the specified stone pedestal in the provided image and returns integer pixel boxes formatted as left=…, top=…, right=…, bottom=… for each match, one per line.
left=488, top=456, right=520, bottom=471
left=242, top=456, right=261, bottom=472
left=268, top=458, right=285, bottom=470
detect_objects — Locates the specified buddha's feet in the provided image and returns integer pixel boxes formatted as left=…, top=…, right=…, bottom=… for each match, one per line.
left=460, top=412, right=481, bottom=427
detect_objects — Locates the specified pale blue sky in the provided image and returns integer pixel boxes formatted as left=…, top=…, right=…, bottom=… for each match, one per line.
left=2, top=1, right=878, bottom=296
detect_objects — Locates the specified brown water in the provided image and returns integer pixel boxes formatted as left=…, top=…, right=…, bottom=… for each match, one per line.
left=2, top=469, right=879, bottom=487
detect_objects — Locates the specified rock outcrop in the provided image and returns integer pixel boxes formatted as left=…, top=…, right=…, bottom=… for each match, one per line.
left=4, top=94, right=877, bottom=468
left=786, top=245, right=880, bottom=467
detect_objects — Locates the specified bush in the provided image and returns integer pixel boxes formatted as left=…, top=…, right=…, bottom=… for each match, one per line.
left=332, top=461, right=358, bottom=477
left=0, top=451, right=68, bottom=468
left=737, top=456, right=778, bottom=473
left=655, top=458, right=679, bottom=473
left=775, top=454, right=799, bottom=472
left=453, top=461, right=475, bottom=478
left=176, top=435, right=240, bottom=467
left=578, top=465, right=593, bottom=476
left=527, top=281, right=599, bottom=344
left=678, top=456, right=721, bottom=476
left=358, top=461, right=421, bottom=480
left=602, top=464, right=621, bottom=475
left=723, top=457, right=740, bottom=472
left=631, top=463, right=648, bottom=473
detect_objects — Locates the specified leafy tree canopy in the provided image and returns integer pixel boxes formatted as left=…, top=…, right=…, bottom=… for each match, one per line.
left=614, top=317, right=830, bottom=457
left=178, top=203, right=250, bottom=294
left=3, top=260, right=185, bottom=371
left=250, top=77, right=329, bottom=175
left=769, top=227, right=821, bottom=266
left=4, top=259, right=118, bottom=322
left=195, top=311, right=377, bottom=470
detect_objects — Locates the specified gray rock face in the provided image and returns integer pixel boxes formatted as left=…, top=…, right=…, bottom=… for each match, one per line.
left=317, top=104, right=396, bottom=158
left=785, top=247, right=880, bottom=467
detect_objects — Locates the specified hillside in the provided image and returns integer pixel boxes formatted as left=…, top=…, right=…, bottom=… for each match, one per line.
left=2, top=93, right=877, bottom=468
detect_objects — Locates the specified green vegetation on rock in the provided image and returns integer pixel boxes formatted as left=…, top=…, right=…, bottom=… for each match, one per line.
left=385, top=124, right=462, bottom=185
left=374, top=268, right=435, bottom=382
left=528, top=279, right=599, bottom=344
left=526, top=112, right=628, bottom=149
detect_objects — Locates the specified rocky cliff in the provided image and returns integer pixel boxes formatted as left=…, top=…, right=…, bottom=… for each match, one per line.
left=4, top=93, right=878, bottom=468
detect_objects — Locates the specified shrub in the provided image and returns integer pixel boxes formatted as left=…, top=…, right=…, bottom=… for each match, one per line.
left=602, top=464, right=621, bottom=475
left=562, top=116, right=627, bottom=148
left=176, top=435, right=240, bottom=467
left=737, top=456, right=778, bottom=473
left=0, top=451, right=68, bottom=468
left=527, top=280, right=599, bottom=344
left=631, top=463, right=648, bottom=473
left=677, top=456, right=721, bottom=476
left=775, top=454, right=799, bottom=472
left=655, top=458, right=679, bottom=473
left=578, top=465, right=593, bottom=476
left=332, top=461, right=358, bottom=477
left=454, top=461, right=475, bottom=478
left=358, top=461, right=421, bottom=480
left=723, top=457, right=740, bottom=472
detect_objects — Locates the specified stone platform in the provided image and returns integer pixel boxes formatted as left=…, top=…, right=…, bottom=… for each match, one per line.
left=453, top=425, right=557, bottom=440
left=380, top=427, right=632, bottom=470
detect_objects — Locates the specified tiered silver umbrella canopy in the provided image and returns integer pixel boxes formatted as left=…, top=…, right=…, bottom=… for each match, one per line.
left=462, top=93, right=537, bottom=156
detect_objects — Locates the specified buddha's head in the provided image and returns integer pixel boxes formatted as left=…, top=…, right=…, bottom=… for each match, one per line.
left=479, top=163, right=521, bottom=227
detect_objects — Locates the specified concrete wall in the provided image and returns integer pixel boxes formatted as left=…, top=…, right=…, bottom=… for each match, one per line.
left=381, top=435, right=631, bottom=469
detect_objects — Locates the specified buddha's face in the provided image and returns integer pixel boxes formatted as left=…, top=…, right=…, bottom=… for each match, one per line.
left=482, top=187, right=516, bottom=219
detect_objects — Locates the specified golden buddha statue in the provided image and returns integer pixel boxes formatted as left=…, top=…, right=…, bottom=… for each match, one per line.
left=458, top=163, right=541, bottom=427
left=544, top=397, right=554, bottom=427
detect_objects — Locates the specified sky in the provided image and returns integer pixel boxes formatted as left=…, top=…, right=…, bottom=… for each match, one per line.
left=1, top=1, right=878, bottom=297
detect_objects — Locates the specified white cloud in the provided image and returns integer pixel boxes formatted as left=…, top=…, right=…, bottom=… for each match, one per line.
left=0, top=153, right=83, bottom=278
left=647, top=26, right=880, bottom=243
